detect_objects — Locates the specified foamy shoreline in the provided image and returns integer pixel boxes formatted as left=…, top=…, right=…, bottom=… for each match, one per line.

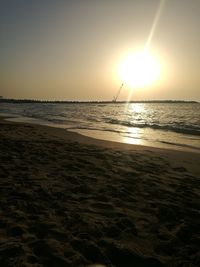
left=2, top=113, right=200, bottom=154
left=1, top=101, right=200, bottom=153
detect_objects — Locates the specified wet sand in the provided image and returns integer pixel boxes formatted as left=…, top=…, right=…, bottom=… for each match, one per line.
left=0, top=117, right=200, bottom=266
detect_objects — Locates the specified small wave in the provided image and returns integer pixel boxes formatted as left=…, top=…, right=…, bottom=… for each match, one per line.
left=160, top=140, right=200, bottom=151
left=106, top=118, right=200, bottom=136
left=73, top=126, right=122, bottom=134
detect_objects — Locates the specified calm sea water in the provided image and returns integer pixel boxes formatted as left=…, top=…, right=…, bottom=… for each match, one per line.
left=1, top=102, right=200, bottom=152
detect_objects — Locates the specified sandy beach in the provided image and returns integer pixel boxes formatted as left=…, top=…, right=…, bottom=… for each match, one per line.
left=0, top=117, right=200, bottom=267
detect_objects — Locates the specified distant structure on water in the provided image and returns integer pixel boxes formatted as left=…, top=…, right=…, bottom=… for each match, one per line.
left=112, top=83, right=124, bottom=102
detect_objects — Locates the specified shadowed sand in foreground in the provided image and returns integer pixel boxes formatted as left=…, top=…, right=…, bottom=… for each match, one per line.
left=0, top=118, right=199, bottom=266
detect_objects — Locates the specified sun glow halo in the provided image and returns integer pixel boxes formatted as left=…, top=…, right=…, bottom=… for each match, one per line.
left=119, top=51, right=160, bottom=88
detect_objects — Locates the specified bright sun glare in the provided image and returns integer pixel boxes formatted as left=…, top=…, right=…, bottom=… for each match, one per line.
left=119, top=51, right=160, bottom=88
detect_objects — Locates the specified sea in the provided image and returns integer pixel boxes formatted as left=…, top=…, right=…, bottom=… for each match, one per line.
left=1, top=102, right=200, bottom=153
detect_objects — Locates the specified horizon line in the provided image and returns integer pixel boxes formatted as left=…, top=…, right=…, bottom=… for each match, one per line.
left=0, top=98, right=199, bottom=104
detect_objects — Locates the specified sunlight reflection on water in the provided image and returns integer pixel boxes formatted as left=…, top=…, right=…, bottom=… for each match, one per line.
left=121, top=127, right=143, bottom=145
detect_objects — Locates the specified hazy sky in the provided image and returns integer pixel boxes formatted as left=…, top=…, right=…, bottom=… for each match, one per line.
left=0, top=0, right=200, bottom=101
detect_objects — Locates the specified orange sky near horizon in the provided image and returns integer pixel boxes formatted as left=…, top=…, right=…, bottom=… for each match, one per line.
left=0, top=0, right=200, bottom=101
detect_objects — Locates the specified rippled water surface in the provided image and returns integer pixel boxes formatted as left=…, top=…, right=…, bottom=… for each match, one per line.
left=1, top=102, right=200, bottom=152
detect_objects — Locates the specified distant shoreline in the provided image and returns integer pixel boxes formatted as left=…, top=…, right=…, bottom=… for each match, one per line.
left=0, top=98, right=199, bottom=104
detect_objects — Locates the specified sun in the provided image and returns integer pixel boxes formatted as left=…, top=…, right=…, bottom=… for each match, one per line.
left=119, top=51, right=161, bottom=88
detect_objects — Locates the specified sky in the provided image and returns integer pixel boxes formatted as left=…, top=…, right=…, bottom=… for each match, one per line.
left=0, top=0, right=200, bottom=101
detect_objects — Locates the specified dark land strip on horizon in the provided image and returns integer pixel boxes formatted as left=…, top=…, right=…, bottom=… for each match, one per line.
left=0, top=98, right=199, bottom=104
